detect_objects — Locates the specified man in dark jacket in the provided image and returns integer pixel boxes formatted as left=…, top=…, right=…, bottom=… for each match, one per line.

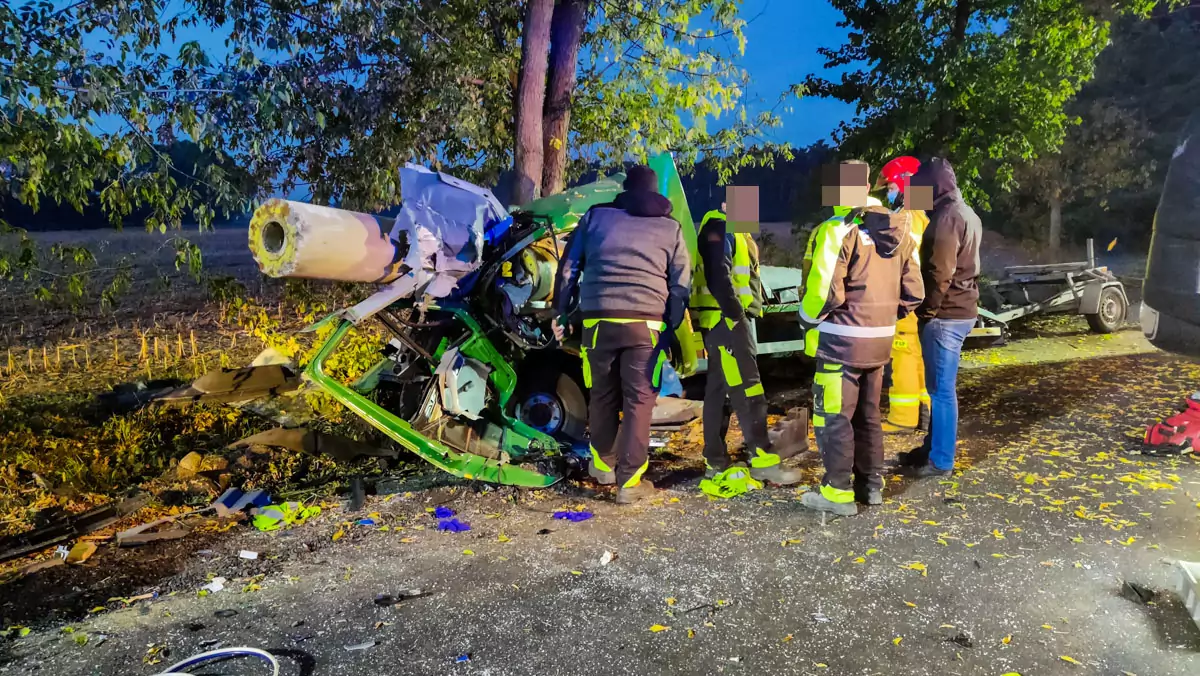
left=553, top=165, right=691, bottom=504
left=900, top=157, right=982, bottom=477
left=799, top=196, right=924, bottom=516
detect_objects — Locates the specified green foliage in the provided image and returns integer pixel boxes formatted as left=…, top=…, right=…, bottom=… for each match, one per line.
left=991, top=7, right=1200, bottom=246
left=805, top=0, right=1182, bottom=208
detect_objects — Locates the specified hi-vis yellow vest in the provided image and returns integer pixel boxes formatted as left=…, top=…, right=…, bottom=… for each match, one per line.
left=692, top=210, right=757, bottom=329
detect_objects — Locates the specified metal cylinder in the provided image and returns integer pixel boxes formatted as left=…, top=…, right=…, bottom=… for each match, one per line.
left=248, top=199, right=406, bottom=283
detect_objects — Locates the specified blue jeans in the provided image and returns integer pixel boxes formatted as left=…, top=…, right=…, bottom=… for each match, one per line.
left=919, top=318, right=975, bottom=470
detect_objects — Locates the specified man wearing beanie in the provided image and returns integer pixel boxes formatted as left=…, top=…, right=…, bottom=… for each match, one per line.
left=553, top=165, right=691, bottom=504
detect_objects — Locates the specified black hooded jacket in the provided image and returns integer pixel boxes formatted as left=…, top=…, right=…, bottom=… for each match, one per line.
left=909, top=158, right=982, bottom=321
left=554, top=190, right=691, bottom=328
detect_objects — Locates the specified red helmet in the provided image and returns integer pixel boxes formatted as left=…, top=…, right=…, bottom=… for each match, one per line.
left=878, top=156, right=921, bottom=193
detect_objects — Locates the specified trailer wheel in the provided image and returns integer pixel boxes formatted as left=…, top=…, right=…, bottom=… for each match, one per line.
left=514, top=369, right=588, bottom=442
left=1086, top=286, right=1127, bottom=334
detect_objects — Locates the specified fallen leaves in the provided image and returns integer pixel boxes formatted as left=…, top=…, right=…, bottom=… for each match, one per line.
left=462, top=549, right=475, bottom=556
left=892, top=636, right=903, bottom=645
left=1002, top=634, right=1012, bottom=645
left=649, top=624, right=670, bottom=633
left=900, top=561, right=928, bottom=576
left=1060, top=655, right=1081, bottom=665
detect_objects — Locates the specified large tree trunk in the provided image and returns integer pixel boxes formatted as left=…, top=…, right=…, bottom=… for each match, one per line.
left=512, top=0, right=555, bottom=205
left=1048, top=191, right=1063, bottom=260
left=541, top=0, right=589, bottom=197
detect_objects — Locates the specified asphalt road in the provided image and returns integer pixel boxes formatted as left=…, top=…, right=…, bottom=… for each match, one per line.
left=2, top=326, right=1199, bottom=676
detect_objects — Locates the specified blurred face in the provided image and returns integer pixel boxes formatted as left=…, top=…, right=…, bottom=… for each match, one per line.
left=721, top=201, right=727, bottom=212
left=886, top=181, right=901, bottom=205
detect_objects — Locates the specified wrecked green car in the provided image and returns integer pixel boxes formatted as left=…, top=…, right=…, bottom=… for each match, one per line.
left=247, top=154, right=803, bottom=487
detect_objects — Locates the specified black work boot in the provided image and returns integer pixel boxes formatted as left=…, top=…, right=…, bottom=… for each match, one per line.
left=910, top=463, right=952, bottom=479
left=897, top=446, right=930, bottom=468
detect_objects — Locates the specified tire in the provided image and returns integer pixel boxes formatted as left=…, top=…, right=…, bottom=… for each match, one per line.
left=513, top=367, right=588, bottom=442
left=1086, top=286, right=1127, bottom=334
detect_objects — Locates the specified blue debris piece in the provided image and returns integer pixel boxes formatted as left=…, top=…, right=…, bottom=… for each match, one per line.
left=454, top=654, right=471, bottom=664
left=552, top=510, right=594, bottom=523
left=356, top=519, right=377, bottom=527
left=437, top=518, right=471, bottom=532
left=433, top=506, right=455, bottom=519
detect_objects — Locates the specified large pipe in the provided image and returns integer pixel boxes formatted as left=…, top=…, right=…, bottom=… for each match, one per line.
left=248, top=199, right=407, bottom=283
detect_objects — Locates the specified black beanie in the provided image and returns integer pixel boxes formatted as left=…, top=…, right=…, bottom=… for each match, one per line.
left=623, top=165, right=659, bottom=192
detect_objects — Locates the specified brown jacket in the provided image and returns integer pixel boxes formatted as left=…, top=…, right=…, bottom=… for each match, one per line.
left=910, top=158, right=981, bottom=321
left=799, top=207, right=925, bottom=368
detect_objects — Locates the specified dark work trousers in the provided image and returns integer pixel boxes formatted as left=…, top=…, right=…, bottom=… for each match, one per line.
left=812, top=359, right=885, bottom=502
left=582, top=321, right=665, bottom=488
left=702, top=316, right=777, bottom=469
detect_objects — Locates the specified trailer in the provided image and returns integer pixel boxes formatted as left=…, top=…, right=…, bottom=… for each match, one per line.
left=970, top=239, right=1130, bottom=344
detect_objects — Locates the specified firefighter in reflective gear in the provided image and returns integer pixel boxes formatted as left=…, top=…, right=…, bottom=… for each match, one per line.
left=798, top=194, right=924, bottom=516
left=876, top=157, right=932, bottom=433
left=693, top=204, right=803, bottom=485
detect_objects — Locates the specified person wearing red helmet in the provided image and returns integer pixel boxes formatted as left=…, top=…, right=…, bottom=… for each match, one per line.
left=876, top=157, right=932, bottom=435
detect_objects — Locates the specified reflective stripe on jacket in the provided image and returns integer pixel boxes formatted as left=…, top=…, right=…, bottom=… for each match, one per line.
left=799, top=205, right=925, bottom=368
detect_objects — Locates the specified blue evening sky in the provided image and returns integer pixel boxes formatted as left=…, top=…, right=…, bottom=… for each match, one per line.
left=736, top=0, right=856, bottom=148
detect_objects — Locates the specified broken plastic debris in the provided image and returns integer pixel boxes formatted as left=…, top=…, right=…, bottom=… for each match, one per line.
left=599, top=551, right=614, bottom=566
left=812, top=613, right=832, bottom=623
left=437, top=518, right=471, bottom=532
left=552, top=510, right=594, bottom=522
left=344, top=640, right=377, bottom=651
left=434, top=506, right=455, bottom=519
left=201, top=577, right=227, bottom=593
left=454, top=654, right=471, bottom=663
left=356, top=519, right=377, bottom=526
left=238, top=550, right=259, bottom=560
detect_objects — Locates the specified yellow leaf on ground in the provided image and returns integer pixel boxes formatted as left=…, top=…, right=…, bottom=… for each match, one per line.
left=570, top=570, right=583, bottom=576
left=1002, top=634, right=1012, bottom=644
left=866, top=548, right=878, bottom=555
left=900, top=562, right=928, bottom=576
left=498, top=533, right=510, bottom=543
left=782, top=634, right=794, bottom=642
left=332, top=528, right=344, bottom=542
left=992, top=529, right=1006, bottom=539
left=904, top=601, right=917, bottom=608
left=1042, top=624, right=1054, bottom=630
left=687, top=628, right=695, bottom=639
left=939, top=624, right=956, bottom=629
left=893, top=636, right=902, bottom=645
left=815, top=664, right=828, bottom=669
left=399, top=537, right=415, bottom=543
left=853, top=557, right=866, bottom=564
left=666, top=597, right=677, bottom=606
left=732, top=531, right=745, bottom=536
left=1060, top=655, right=1081, bottom=665
left=1107, top=237, right=1118, bottom=251
left=463, top=549, right=475, bottom=556
left=650, top=624, right=670, bottom=633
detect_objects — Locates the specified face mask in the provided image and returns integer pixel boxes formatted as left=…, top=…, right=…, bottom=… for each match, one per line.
left=887, top=187, right=900, bottom=205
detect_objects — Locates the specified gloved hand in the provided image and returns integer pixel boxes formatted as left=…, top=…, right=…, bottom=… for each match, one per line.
left=552, top=316, right=573, bottom=341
